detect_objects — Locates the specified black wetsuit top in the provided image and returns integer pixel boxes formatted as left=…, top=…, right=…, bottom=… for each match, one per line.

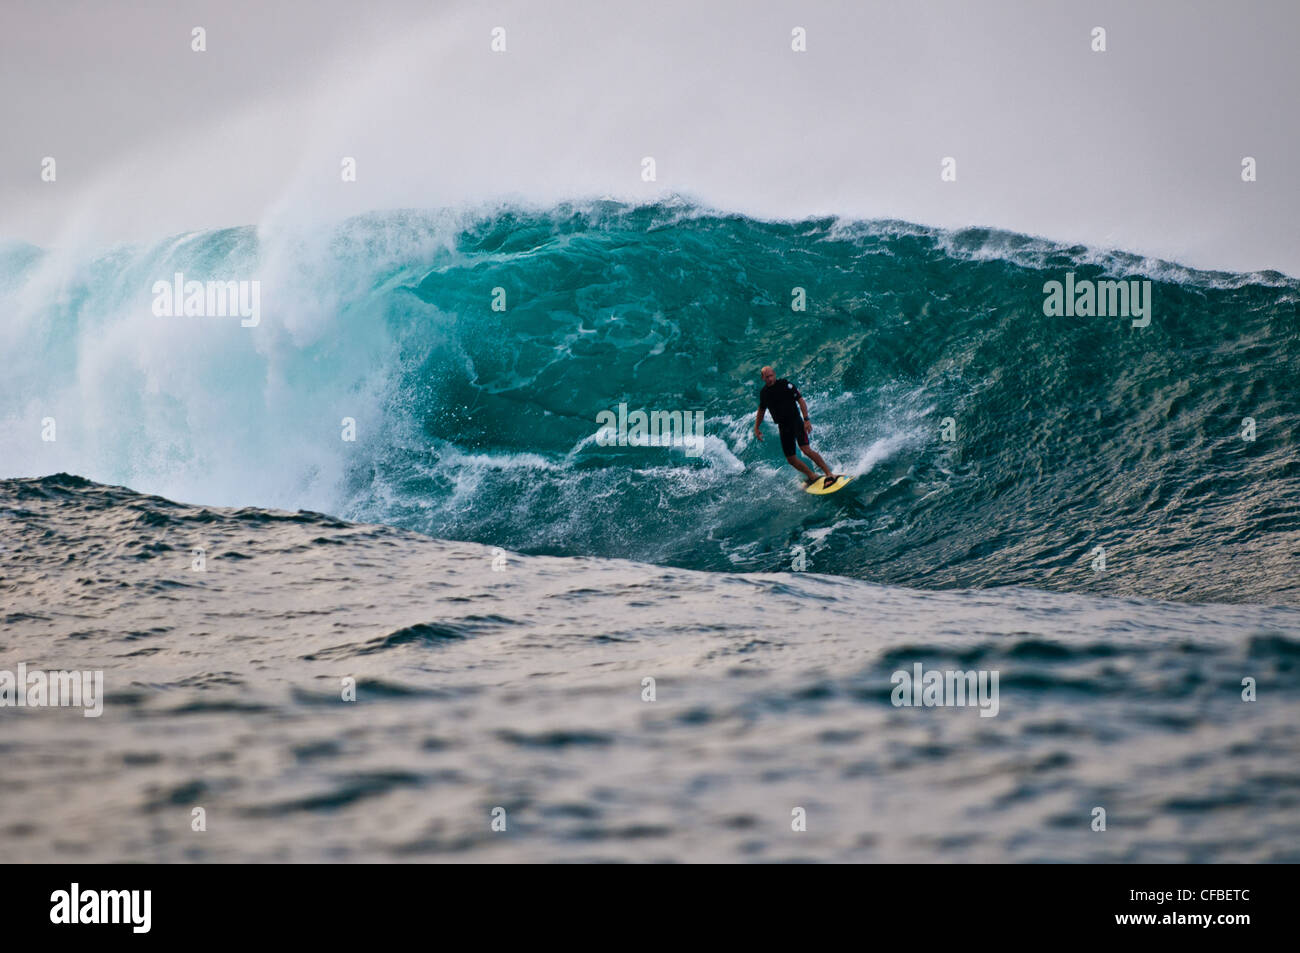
left=759, top=379, right=803, bottom=425
left=759, top=379, right=809, bottom=455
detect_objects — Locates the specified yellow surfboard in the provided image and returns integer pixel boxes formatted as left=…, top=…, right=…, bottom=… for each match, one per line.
left=805, top=475, right=852, bottom=495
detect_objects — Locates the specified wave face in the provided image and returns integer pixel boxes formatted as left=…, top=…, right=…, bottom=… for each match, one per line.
left=1, top=202, right=1297, bottom=602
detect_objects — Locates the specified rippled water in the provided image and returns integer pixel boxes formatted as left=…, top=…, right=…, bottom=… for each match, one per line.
left=2, top=475, right=1297, bottom=862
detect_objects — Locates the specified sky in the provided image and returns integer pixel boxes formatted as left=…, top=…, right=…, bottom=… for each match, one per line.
left=2, top=0, right=1297, bottom=275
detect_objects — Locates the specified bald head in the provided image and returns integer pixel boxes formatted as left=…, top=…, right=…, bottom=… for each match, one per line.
left=760, top=366, right=776, bottom=385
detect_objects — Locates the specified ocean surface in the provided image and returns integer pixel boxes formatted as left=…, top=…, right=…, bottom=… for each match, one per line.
left=1, top=203, right=1298, bottom=862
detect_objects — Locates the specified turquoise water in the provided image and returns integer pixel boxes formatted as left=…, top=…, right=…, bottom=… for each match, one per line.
left=3, top=202, right=1296, bottom=602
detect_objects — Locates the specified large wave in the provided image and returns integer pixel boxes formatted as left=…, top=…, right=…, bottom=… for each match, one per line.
left=2, top=201, right=1297, bottom=601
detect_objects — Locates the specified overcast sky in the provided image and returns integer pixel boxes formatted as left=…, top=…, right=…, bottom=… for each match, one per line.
left=2, top=0, right=1297, bottom=275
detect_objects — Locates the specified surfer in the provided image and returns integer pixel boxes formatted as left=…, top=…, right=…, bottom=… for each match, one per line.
left=754, top=366, right=838, bottom=488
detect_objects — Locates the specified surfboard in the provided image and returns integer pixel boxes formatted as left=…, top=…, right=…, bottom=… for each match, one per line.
left=805, top=475, right=852, bottom=495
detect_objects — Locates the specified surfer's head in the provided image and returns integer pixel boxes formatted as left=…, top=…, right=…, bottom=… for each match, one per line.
left=760, top=366, right=776, bottom=385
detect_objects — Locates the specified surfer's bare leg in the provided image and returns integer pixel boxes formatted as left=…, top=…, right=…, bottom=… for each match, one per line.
left=801, top=446, right=834, bottom=478
left=786, top=455, right=818, bottom=483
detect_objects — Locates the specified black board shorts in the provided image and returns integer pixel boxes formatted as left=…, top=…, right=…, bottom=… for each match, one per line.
left=777, top=418, right=810, bottom=456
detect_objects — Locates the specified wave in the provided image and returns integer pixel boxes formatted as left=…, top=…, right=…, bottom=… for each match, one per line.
left=1, top=201, right=1297, bottom=601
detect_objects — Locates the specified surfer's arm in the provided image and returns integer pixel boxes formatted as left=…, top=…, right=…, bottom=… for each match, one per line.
left=798, top=396, right=812, bottom=431
left=754, top=406, right=765, bottom=440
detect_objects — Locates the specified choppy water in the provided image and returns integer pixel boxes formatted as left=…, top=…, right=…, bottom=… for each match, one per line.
left=2, top=475, right=1298, bottom=862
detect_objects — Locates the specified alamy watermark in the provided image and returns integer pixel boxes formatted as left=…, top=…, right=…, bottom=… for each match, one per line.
left=891, top=663, right=999, bottom=717
left=595, top=403, right=705, bottom=457
left=1043, top=272, right=1151, bottom=328
left=152, top=272, right=260, bottom=327
left=50, top=884, right=150, bottom=933
left=0, top=663, right=104, bottom=717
